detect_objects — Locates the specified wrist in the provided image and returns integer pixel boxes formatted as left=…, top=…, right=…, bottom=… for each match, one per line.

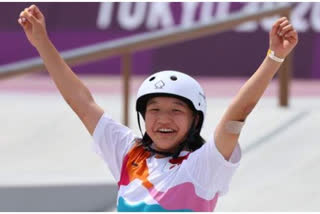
left=267, top=49, right=285, bottom=63
left=35, top=36, right=52, bottom=51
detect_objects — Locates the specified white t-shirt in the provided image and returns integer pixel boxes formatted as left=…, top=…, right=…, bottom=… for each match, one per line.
left=92, top=113, right=241, bottom=212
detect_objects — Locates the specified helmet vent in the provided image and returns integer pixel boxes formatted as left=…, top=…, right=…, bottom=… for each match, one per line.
left=170, top=75, right=177, bottom=81
left=198, top=102, right=201, bottom=106
left=149, top=76, right=156, bottom=81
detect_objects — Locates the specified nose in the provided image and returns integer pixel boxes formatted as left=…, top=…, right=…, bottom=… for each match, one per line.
left=156, top=111, right=172, bottom=124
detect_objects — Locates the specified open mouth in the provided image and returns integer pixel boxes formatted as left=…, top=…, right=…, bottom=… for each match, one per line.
left=157, top=128, right=176, bottom=135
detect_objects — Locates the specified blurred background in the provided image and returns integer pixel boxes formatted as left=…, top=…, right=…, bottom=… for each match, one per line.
left=0, top=2, right=319, bottom=211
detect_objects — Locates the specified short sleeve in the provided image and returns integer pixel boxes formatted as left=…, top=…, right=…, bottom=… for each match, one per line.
left=182, top=138, right=241, bottom=197
left=92, top=113, right=136, bottom=181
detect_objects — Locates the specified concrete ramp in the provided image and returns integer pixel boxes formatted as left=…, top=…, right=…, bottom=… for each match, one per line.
left=0, top=184, right=117, bottom=211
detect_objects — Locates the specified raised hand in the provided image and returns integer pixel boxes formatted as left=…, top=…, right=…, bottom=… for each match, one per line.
left=18, top=4, right=49, bottom=48
left=269, top=17, right=298, bottom=59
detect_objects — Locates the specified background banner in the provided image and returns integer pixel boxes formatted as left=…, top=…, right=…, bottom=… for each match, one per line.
left=1, top=2, right=319, bottom=78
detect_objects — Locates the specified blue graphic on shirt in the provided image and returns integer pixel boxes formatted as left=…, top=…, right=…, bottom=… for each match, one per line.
left=117, top=197, right=192, bottom=212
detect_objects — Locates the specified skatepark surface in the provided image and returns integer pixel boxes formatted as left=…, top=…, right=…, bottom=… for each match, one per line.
left=1, top=74, right=319, bottom=211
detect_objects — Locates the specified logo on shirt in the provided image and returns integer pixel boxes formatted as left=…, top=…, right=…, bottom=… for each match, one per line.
left=131, top=162, right=139, bottom=167
left=165, top=153, right=191, bottom=171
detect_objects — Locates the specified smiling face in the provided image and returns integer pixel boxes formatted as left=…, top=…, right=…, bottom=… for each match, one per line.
left=145, top=96, right=195, bottom=153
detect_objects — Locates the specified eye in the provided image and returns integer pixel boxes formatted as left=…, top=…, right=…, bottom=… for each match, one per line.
left=148, top=108, right=159, bottom=112
left=172, top=109, right=181, bottom=112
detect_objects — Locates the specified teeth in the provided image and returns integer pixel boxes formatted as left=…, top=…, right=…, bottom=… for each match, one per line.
left=158, top=128, right=174, bottom=133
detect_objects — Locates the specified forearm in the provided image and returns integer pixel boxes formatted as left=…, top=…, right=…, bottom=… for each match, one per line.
left=36, top=38, right=95, bottom=117
left=214, top=17, right=298, bottom=161
left=226, top=56, right=282, bottom=121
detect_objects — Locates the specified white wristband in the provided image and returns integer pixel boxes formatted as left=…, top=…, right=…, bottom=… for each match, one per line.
left=267, top=49, right=285, bottom=63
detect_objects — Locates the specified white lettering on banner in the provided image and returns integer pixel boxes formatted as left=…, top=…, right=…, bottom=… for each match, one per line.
left=291, top=2, right=311, bottom=32
left=118, top=2, right=147, bottom=30
left=260, top=2, right=283, bottom=32
left=181, top=2, right=200, bottom=28
left=235, top=2, right=259, bottom=32
left=96, top=2, right=320, bottom=32
left=215, top=2, right=230, bottom=20
left=96, top=2, right=113, bottom=30
left=311, top=3, right=320, bottom=32
left=199, top=2, right=215, bottom=24
left=146, top=2, right=174, bottom=30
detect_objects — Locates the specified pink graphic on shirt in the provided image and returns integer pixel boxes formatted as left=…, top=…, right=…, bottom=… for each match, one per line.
left=118, top=144, right=218, bottom=211
left=118, top=154, right=130, bottom=187
left=149, top=182, right=218, bottom=212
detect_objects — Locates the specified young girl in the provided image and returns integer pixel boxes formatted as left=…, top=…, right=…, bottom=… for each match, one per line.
left=18, top=5, right=298, bottom=212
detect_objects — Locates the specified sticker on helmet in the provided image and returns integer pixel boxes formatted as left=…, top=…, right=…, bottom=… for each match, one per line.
left=155, top=80, right=165, bottom=89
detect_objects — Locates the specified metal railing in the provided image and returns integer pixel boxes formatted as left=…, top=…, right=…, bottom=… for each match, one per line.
left=0, top=4, right=293, bottom=126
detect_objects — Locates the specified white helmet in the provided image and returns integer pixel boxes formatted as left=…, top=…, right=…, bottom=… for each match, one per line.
left=136, top=70, right=206, bottom=130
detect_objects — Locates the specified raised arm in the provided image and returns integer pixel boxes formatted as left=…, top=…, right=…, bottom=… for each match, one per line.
left=18, top=5, right=104, bottom=135
left=214, top=17, right=298, bottom=160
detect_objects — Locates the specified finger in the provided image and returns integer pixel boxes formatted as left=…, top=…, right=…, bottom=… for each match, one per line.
left=17, top=17, right=29, bottom=29
left=22, top=10, right=38, bottom=25
left=287, top=35, right=298, bottom=44
left=18, top=11, right=27, bottom=24
left=29, top=4, right=44, bottom=19
left=20, top=9, right=30, bottom=18
left=270, top=17, right=288, bottom=36
left=18, top=18, right=23, bottom=26
left=288, top=29, right=296, bottom=36
left=278, top=20, right=289, bottom=34
left=19, top=11, right=25, bottom=18
left=283, top=31, right=298, bottom=45
left=279, top=20, right=289, bottom=28
left=27, top=6, right=37, bottom=18
left=279, top=24, right=293, bottom=37
left=284, top=30, right=298, bottom=41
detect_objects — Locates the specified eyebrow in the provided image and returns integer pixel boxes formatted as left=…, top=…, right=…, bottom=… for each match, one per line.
left=147, top=100, right=157, bottom=105
left=173, top=101, right=186, bottom=107
left=147, top=99, right=187, bottom=107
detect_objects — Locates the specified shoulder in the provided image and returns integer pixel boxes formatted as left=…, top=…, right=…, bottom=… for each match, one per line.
left=188, top=138, right=241, bottom=167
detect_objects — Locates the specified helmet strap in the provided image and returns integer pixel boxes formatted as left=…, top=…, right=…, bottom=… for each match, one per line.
left=144, top=145, right=174, bottom=157
left=172, top=117, right=197, bottom=158
left=137, top=112, right=144, bottom=138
